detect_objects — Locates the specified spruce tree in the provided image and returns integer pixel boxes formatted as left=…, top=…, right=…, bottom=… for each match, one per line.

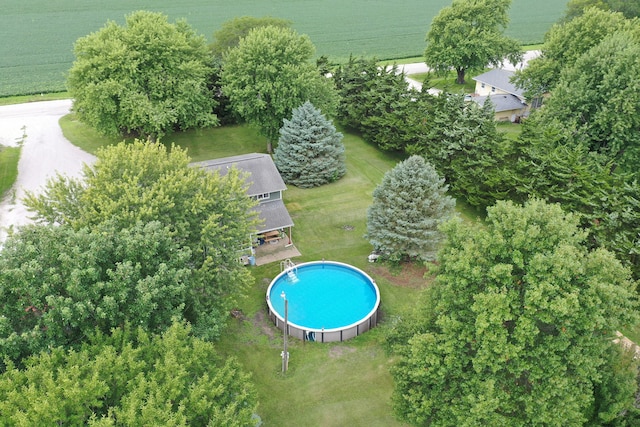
left=274, top=101, right=346, bottom=188
left=366, top=155, right=456, bottom=262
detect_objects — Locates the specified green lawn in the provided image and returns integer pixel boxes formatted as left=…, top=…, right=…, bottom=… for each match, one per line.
left=60, top=113, right=271, bottom=160
left=212, top=132, right=420, bottom=426
left=411, top=71, right=478, bottom=93
left=496, top=121, right=524, bottom=141
left=1, top=0, right=568, bottom=96
left=378, top=56, right=424, bottom=67
left=379, top=44, right=543, bottom=69
left=0, top=146, right=21, bottom=200
left=59, top=116, right=421, bottom=426
left=0, top=92, right=70, bottom=107
left=43, top=78, right=640, bottom=423
left=620, top=324, right=640, bottom=345
left=59, top=114, right=124, bottom=154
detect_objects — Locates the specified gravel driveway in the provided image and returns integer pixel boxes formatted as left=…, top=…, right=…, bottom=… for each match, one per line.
left=0, top=99, right=95, bottom=241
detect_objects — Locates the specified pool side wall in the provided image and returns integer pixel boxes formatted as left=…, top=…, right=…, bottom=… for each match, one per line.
left=269, top=306, right=379, bottom=343
left=266, top=260, right=381, bottom=343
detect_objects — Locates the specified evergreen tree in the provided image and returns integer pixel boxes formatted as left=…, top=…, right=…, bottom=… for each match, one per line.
left=332, top=56, right=413, bottom=150
left=511, top=118, right=640, bottom=279
left=366, top=155, right=456, bottom=262
left=407, top=94, right=513, bottom=209
left=274, top=101, right=346, bottom=188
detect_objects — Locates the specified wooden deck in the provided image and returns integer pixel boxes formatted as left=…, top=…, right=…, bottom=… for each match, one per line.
left=254, top=234, right=301, bottom=266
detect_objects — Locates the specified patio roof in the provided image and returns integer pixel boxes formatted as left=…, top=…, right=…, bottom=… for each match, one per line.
left=253, top=200, right=294, bottom=234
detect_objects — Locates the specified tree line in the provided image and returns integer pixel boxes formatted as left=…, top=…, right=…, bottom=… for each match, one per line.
left=367, top=2, right=640, bottom=425
left=337, top=6, right=640, bottom=282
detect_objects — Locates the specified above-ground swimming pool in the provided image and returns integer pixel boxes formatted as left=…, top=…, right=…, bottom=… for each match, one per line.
left=266, top=261, right=380, bottom=342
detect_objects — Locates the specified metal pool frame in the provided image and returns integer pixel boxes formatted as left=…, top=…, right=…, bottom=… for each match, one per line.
left=266, top=260, right=381, bottom=342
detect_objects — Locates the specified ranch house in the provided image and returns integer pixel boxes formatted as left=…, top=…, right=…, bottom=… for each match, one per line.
left=470, top=68, right=529, bottom=122
left=193, top=153, right=296, bottom=264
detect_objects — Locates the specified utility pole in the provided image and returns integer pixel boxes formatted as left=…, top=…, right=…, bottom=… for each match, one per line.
left=281, top=291, right=289, bottom=373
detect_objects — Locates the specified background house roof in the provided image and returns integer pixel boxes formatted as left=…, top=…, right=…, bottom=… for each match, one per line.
left=473, top=94, right=527, bottom=113
left=473, top=69, right=524, bottom=99
left=193, top=153, right=286, bottom=197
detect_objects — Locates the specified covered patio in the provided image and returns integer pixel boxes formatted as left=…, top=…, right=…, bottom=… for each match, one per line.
left=253, top=231, right=301, bottom=266
left=251, top=198, right=300, bottom=265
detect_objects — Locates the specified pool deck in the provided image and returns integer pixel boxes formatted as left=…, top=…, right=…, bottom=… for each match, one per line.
left=254, top=236, right=301, bottom=266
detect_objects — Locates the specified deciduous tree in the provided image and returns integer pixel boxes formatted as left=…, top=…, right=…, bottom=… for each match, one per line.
left=424, top=0, right=521, bottom=84
left=562, top=0, right=609, bottom=21
left=222, top=25, right=337, bottom=152
left=67, top=11, right=218, bottom=139
left=535, top=31, right=640, bottom=174
left=366, top=155, right=455, bottom=262
left=509, top=12, right=640, bottom=280
left=607, top=0, right=640, bottom=17
left=513, top=8, right=632, bottom=99
left=210, top=16, right=291, bottom=58
left=390, top=199, right=638, bottom=426
left=24, top=140, right=257, bottom=341
left=0, top=322, right=257, bottom=425
left=562, top=0, right=640, bottom=21
left=274, top=101, right=346, bottom=188
left=0, top=221, right=190, bottom=367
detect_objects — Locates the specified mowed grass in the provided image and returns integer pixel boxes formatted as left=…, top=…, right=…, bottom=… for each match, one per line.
left=59, top=113, right=271, bottom=160
left=198, top=130, right=416, bottom=426
left=218, top=313, right=404, bottom=427
left=0, top=146, right=21, bottom=200
left=0, top=92, right=70, bottom=107
left=59, top=116, right=422, bottom=425
left=285, top=133, right=405, bottom=265
left=2, top=0, right=568, bottom=96
left=410, top=71, right=478, bottom=93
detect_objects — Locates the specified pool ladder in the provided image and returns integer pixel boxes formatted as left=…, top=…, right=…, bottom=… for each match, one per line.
left=281, top=259, right=298, bottom=282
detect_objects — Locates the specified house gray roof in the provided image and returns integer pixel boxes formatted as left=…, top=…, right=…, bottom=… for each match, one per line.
left=473, top=94, right=527, bottom=113
left=473, top=69, right=524, bottom=99
left=193, top=153, right=286, bottom=197
left=253, top=199, right=294, bottom=233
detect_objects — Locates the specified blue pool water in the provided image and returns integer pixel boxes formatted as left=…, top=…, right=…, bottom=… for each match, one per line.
left=267, top=261, right=379, bottom=331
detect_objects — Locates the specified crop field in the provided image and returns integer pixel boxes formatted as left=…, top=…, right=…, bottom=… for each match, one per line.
left=1, top=0, right=568, bottom=97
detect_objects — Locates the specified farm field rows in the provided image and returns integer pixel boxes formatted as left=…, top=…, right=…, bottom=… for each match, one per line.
left=1, top=0, right=568, bottom=97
